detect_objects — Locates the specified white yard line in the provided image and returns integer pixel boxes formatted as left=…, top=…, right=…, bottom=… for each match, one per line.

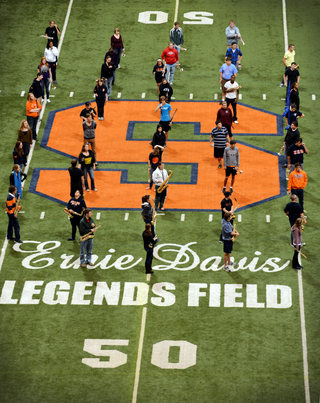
left=189, top=93, right=193, bottom=99
left=181, top=213, right=185, bottom=221
left=266, top=215, right=270, bottom=222
left=174, top=0, right=179, bottom=22
left=298, top=270, right=311, bottom=403
left=124, top=213, right=129, bottom=221
left=96, top=212, right=101, bottom=220
left=0, top=0, right=74, bottom=275
left=208, top=214, right=213, bottom=222
left=237, top=214, right=242, bottom=222
left=282, top=0, right=288, bottom=51
left=132, top=307, right=147, bottom=403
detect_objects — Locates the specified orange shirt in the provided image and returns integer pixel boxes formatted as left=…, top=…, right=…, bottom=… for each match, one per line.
left=26, top=99, right=42, bottom=117
left=288, top=169, right=308, bottom=191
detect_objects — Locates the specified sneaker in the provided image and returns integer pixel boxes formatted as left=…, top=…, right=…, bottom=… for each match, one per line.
left=53, top=80, right=58, bottom=84
left=230, top=187, right=233, bottom=193
left=224, top=266, right=231, bottom=272
left=282, top=164, right=287, bottom=168
left=118, top=65, right=121, bottom=69
left=228, top=261, right=235, bottom=266
left=279, top=83, right=284, bottom=87
left=93, top=189, right=98, bottom=191
left=146, top=186, right=152, bottom=190
left=86, top=188, right=90, bottom=192
left=301, top=243, right=306, bottom=246
left=222, top=187, right=226, bottom=193
left=14, top=240, right=23, bottom=244
left=7, top=238, right=15, bottom=241
left=218, top=163, right=222, bottom=169
left=98, top=117, right=101, bottom=120
left=169, top=82, right=173, bottom=85
left=47, top=99, right=51, bottom=103
left=297, top=265, right=304, bottom=269
left=101, top=117, right=104, bottom=120
left=95, top=163, right=99, bottom=167
left=67, top=237, right=75, bottom=241
left=234, top=120, right=238, bottom=124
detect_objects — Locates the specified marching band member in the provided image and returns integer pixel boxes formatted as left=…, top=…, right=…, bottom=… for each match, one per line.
left=291, top=217, right=304, bottom=270
left=6, top=185, right=22, bottom=243
left=153, top=59, right=167, bottom=94
left=221, top=212, right=239, bottom=272
left=147, top=146, right=162, bottom=190
left=222, top=139, right=240, bottom=194
left=79, top=209, right=96, bottom=268
left=67, top=190, right=86, bottom=241
left=142, top=223, right=156, bottom=274
left=141, top=195, right=160, bottom=242
left=152, top=162, right=168, bottom=211
left=155, top=96, right=172, bottom=141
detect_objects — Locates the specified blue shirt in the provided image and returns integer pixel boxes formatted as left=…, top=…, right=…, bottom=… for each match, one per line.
left=159, top=103, right=172, bottom=122
left=221, top=218, right=233, bottom=241
left=225, top=48, right=243, bottom=66
left=220, top=63, right=238, bottom=79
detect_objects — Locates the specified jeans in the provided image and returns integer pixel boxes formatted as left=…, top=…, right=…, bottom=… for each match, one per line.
left=105, top=77, right=113, bottom=98
left=42, top=78, right=51, bottom=99
left=165, top=63, right=177, bottom=84
left=80, top=238, right=93, bottom=264
left=226, top=98, right=237, bottom=120
left=7, top=213, right=21, bottom=241
left=84, top=166, right=95, bottom=190
left=291, top=188, right=304, bottom=210
left=174, top=45, right=180, bottom=55
left=84, top=138, right=97, bottom=162
left=27, top=115, right=38, bottom=140
left=154, top=186, right=167, bottom=210
left=114, top=47, right=123, bottom=67
left=145, top=248, right=153, bottom=265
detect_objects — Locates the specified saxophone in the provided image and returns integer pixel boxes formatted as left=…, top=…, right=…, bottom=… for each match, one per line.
left=14, top=194, right=21, bottom=216
left=80, top=222, right=101, bottom=242
left=231, top=224, right=237, bottom=242
left=157, top=170, right=173, bottom=194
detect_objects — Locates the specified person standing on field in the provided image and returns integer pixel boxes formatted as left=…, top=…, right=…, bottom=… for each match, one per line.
left=210, top=120, right=230, bottom=169
left=225, top=42, right=243, bottom=70
left=225, top=20, right=242, bottom=47
left=221, top=212, right=239, bottom=272
left=280, top=43, right=295, bottom=87
left=161, top=42, right=179, bottom=85
left=224, top=75, right=240, bottom=124
left=287, top=162, right=308, bottom=210
left=222, top=140, right=240, bottom=194
left=79, top=209, right=96, bottom=268
left=169, top=22, right=184, bottom=55
left=219, top=58, right=237, bottom=102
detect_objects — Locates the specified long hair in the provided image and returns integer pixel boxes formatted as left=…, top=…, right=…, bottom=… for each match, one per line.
left=14, top=141, right=24, bottom=157
left=145, top=223, right=152, bottom=236
left=27, top=93, right=34, bottom=101
left=12, top=164, right=20, bottom=173
left=39, top=57, right=49, bottom=69
left=293, top=218, right=303, bottom=234
left=19, top=120, right=30, bottom=131
left=46, top=41, right=53, bottom=49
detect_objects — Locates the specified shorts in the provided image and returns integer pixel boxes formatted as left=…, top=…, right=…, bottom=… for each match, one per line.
left=155, top=76, right=163, bottom=84
left=223, top=240, right=233, bottom=253
left=221, top=78, right=230, bottom=90
left=226, top=166, right=237, bottom=177
left=214, top=147, right=225, bottom=159
left=160, top=120, right=171, bottom=132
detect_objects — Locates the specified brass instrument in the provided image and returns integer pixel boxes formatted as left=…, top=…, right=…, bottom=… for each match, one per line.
left=63, top=207, right=83, bottom=219
left=80, top=222, right=101, bottom=242
left=157, top=170, right=173, bottom=194
left=14, top=194, right=21, bottom=216
left=151, top=203, right=157, bottom=225
left=231, top=198, right=240, bottom=220
left=231, top=224, right=237, bottom=242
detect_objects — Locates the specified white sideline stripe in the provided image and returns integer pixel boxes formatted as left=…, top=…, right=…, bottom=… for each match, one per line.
left=132, top=307, right=147, bottom=403
left=237, top=214, right=242, bottom=222
left=174, top=0, right=179, bottom=22
left=214, top=94, right=218, bottom=100
left=117, top=92, right=121, bottom=98
left=20, top=91, right=25, bottom=97
left=40, top=212, right=45, bottom=219
left=141, top=93, right=145, bottom=98
left=239, top=94, right=242, bottom=100
left=0, top=0, right=74, bottom=276
left=209, top=214, right=213, bottom=222
left=282, top=0, right=310, bottom=397
left=189, top=93, right=193, bottom=99
left=70, top=92, right=74, bottom=97
left=262, top=94, right=266, bottom=100
left=298, top=270, right=310, bottom=403
left=124, top=213, right=129, bottom=221
left=181, top=214, right=185, bottom=221
left=266, top=215, right=270, bottom=222
left=312, top=94, right=316, bottom=100
left=96, top=212, right=101, bottom=220
left=282, top=0, right=288, bottom=51
left=146, top=273, right=151, bottom=282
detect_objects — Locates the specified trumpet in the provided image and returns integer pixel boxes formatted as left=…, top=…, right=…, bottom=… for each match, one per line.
left=80, top=222, right=101, bottom=242
left=157, top=170, right=173, bottom=193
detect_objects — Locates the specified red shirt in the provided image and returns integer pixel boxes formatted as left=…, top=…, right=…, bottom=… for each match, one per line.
left=161, top=47, right=179, bottom=64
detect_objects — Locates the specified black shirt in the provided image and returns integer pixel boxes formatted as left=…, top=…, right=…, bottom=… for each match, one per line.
left=285, top=69, right=300, bottom=85
left=221, top=198, right=233, bottom=218
left=80, top=107, right=96, bottom=120
left=68, top=167, right=84, bottom=195
left=45, top=26, right=60, bottom=47
left=287, top=144, right=306, bottom=164
left=284, top=202, right=303, bottom=225
left=101, top=62, right=115, bottom=79
left=284, top=128, right=300, bottom=147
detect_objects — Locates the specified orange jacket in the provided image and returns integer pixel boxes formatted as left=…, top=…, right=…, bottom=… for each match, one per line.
left=288, top=169, right=308, bottom=191
left=26, top=99, right=42, bottom=117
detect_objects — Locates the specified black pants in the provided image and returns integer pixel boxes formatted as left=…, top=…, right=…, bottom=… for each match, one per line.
left=292, top=245, right=300, bottom=268
left=49, top=62, right=57, bottom=81
left=7, top=213, right=21, bottom=241
left=226, top=98, right=237, bottom=121
left=96, top=98, right=105, bottom=118
left=27, top=115, right=38, bottom=140
left=70, top=215, right=82, bottom=239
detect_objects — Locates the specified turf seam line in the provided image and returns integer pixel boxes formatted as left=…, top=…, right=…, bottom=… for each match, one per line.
left=298, top=270, right=310, bottom=403
left=132, top=307, right=147, bottom=403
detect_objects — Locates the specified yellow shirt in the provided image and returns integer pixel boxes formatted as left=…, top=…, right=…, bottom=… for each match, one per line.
left=284, top=50, right=295, bottom=67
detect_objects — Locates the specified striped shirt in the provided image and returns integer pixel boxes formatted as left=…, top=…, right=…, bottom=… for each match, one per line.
left=211, top=126, right=229, bottom=148
left=6, top=193, right=16, bottom=214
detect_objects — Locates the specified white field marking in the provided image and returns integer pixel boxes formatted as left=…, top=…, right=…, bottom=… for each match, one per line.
left=117, top=92, right=121, bottom=98
left=281, top=98, right=286, bottom=101
left=239, top=94, right=242, bottom=100
left=146, top=273, right=151, bottom=282
left=132, top=307, right=147, bottom=403
left=0, top=0, right=74, bottom=276
left=174, top=0, right=179, bottom=22
left=266, top=215, right=270, bottom=222
left=20, top=91, right=25, bottom=97
left=298, top=270, right=311, bottom=403
left=49, top=95, right=55, bottom=97
left=214, top=93, right=218, bottom=100
left=189, top=93, right=193, bottom=99
left=141, top=93, right=145, bottom=98
left=282, top=0, right=288, bottom=51
left=171, top=96, right=175, bottom=100
left=209, top=214, right=213, bottom=222
left=263, top=94, right=266, bottom=100
left=96, top=212, right=101, bottom=220
left=40, top=212, right=45, bottom=219
left=124, top=213, right=129, bottom=221
left=181, top=213, right=185, bottom=221
left=237, top=214, right=242, bottom=222
left=70, top=92, right=74, bottom=97
left=19, top=211, right=25, bottom=214
left=312, top=94, right=316, bottom=100
left=156, top=213, right=165, bottom=216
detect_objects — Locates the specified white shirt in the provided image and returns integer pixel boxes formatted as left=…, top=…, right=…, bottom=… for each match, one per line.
left=152, top=168, right=168, bottom=185
left=44, top=46, right=59, bottom=62
left=224, top=80, right=239, bottom=99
